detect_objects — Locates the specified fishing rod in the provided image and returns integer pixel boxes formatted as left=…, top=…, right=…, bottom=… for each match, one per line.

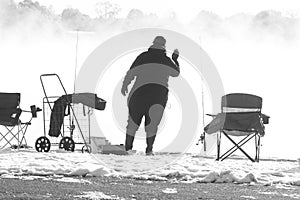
left=201, top=72, right=206, bottom=152
left=70, top=29, right=79, bottom=137
left=196, top=35, right=207, bottom=153
left=195, top=74, right=206, bottom=151
left=74, top=29, right=79, bottom=93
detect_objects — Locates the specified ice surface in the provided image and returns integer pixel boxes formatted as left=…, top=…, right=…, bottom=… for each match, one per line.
left=74, top=191, right=121, bottom=200
left=162, top=188, right=178, bottom=194
left=0, top=149, right=300, bottom=186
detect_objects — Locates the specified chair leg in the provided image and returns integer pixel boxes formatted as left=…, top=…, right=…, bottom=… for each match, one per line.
left=0, top=131, right=13, bottom=146
left=1, top=126, right=16, bottom=143
left=1, top=126, right=18, bottom=149
left=221, top=132, right=255, bottom=162
left=255, top=134, right=261, bottom=162
left=18, top=124, right=20, bottom=148
left=1, top=123, right=29, bottom=149
left=19, top=124, right=29, bottom=146
left=217, top=132, right=221, bottom=161
left=220, top=134, right=253, bottom=161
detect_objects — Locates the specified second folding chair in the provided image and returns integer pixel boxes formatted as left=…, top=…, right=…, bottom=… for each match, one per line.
left=203, top=93, right=269, bottom=162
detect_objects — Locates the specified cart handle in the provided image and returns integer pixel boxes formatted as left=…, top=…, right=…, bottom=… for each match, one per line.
left=40, top=74, right=69, bottom=111
left=40, top=74, right=68, bottom=97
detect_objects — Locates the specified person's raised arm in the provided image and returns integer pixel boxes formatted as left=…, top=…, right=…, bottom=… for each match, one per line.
left=167, top=49, right=180, bottom=77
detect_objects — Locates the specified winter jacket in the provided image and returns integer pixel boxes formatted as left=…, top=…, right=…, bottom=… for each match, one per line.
left=123, top=46, right=180, bottom=100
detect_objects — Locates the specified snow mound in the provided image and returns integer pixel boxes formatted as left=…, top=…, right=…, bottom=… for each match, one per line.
left=0, top=149, right=300, bottom=186
left=196, top=171, right=257, bottom=183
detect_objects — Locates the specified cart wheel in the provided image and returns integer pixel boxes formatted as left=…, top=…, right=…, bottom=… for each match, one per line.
left=35, top=136, right=51, bottom=152
left=81, top=145, right=92, bottom=153
left=59, top=137, right=75, bottom=152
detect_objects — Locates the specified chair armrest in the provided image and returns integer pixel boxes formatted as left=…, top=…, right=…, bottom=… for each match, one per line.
left=30, top=105, right=42, bottom=118
left=206, top=114, right=217, bottom=117
left=261, top=114, right=270, bottom=124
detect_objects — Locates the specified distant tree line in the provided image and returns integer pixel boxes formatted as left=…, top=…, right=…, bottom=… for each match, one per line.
left=0, top=0, right=299, bottom=39
left=0, top=0, right=163, bottom=32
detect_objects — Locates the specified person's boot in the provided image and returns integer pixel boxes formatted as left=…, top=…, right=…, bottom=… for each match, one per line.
left=146, top=151, right=154, bottom=156
left=146, top=134, right=156, bottom=155
left=125, top=134, right=135, bottom=151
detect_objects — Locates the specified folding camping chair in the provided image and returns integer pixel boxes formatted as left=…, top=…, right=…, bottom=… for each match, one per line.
left=0, top=92, right=41, bottom=149
left=204, top=93, right=269, bottom=162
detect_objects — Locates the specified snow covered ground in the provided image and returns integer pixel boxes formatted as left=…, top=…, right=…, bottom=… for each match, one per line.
left=0, top=148, right=300, bottom=187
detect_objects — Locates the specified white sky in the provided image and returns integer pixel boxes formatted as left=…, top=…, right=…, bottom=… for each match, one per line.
left=18, top=0, right=300, bottom=22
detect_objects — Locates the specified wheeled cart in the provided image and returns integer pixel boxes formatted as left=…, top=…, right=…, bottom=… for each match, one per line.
left=35, top=74, right=106, bottom=153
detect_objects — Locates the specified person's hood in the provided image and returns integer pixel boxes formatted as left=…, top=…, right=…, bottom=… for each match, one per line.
left=148, top=44, right=166, bottom=54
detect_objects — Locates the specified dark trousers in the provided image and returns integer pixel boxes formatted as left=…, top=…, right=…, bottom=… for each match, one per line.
left=125, top=84, right=168, bottom=153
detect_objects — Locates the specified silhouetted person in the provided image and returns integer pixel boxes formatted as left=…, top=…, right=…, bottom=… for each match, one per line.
left=121, top=36, right=180, bottom=155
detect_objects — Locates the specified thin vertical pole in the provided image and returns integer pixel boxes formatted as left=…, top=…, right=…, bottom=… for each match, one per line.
left=74, top=29, right=79, bottom=94
left=199, top=35, right=206, bottom=152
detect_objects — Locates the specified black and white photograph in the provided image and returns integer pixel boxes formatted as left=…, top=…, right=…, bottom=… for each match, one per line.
left=1, top=0, right=300, bottom=199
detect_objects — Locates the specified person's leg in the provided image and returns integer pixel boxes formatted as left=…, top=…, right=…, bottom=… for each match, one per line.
left=143, top=85, right=168, bottom=154
left=125, top=92, right=145, bottom=151
left=145, top=103, right=166, bottom=154
left=125, top=115, right=139, bottom=151
left=146, top=134, right=156, bottom=154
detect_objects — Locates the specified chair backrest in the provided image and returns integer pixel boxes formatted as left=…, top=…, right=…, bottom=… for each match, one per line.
left=221, top=93, right=262, bottom=113
left=0, top=93, right=20, bottom=109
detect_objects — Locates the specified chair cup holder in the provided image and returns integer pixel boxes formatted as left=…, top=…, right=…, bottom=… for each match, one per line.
left=30, top=105, right=42, bottom=118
